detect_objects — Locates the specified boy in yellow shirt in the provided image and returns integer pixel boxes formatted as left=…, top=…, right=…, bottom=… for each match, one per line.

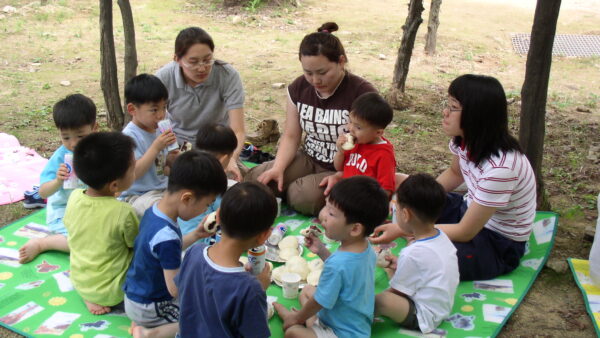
left=64, top=132, right=139, bottom=315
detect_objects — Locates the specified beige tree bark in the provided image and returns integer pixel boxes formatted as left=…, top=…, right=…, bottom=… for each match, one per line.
left=424, top=0, right=442, bottom=55
left=387, top=0, right=424, bottom=109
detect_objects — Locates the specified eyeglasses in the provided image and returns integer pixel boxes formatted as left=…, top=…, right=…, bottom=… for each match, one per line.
left=180, top=58, right=215, bottom=70
left=442, top=100, right=462, bottom=112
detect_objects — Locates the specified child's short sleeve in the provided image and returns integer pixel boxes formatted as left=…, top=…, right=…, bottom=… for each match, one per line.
left=376, top=150, right=396, bottom=192
left=122, top=206, right=140, bottom=248
left=314, top=264, right=343, bottom=309
left=389, top=254, right=421, bottom=297
left=40, top=147, right=67, bottom=185
left=151, top=227, right=182, bottom=270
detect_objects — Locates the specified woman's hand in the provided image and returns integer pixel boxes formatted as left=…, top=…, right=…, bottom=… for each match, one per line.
left=257, top=167, right=284, bottom=192
left=319, top=172, right=343, bottom=196
left=369, top=223, right=406, bottom=245
left=226, top=160, right=242, bottom=182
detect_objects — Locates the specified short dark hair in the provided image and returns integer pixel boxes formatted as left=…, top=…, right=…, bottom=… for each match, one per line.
left=328, top=176, right=389, bottom=236
left=299, top=22, right=347, bottom=63
left=396, top=173, right=446, bottom=224
left=73, top=132, right=135, bottom=190
left=195, top=124, right=237, bottom=156
left=52, top=94, right=97, bottom=130
left=351, top=92, right=393, bottom=129
left=448, top=74, right=522, bottom=166
left=125, top=73, right=168, bottom=105
left=175, top=27, right=214, bottom=58
left=167, top=150, right=227, bottom=198
left=219, top=182, right=277, bottom=240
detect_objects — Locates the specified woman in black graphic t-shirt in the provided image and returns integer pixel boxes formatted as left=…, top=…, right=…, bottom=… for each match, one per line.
left=245, top=22, right=376, bottom=215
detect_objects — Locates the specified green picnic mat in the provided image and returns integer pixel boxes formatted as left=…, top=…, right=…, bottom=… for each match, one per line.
left=0, top=209, right=557, bottom=337
left=568, top=258, right=600, bottom=336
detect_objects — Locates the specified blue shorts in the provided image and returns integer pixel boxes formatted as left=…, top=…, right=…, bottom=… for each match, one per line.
left=48, top=218, right=68, bottom=236
left=439, top=193, right=526, bottom=281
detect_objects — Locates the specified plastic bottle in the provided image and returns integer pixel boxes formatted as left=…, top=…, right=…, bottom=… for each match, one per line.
left=63, top=154, right=79, bottom=189
left=267, top=224, right=288, bottom=246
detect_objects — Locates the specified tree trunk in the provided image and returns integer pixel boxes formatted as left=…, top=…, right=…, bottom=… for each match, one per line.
left=388, top=0, right=424, bottom=109
left=117, top=0, right=137, bottom=124
left=519, top=0, right=561, bottom=211
left=99, top=0, right=124, bottom=130
left=424, top=0, right=442, bottom=55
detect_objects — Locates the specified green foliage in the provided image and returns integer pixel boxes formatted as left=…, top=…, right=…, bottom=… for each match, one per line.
left=560, top=204, right=585, bottom=219
left=245, top=0, right=263, bottom=12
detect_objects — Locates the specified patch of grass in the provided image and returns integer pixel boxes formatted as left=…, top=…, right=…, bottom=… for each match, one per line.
left=55, top=10, right=72, bottom=24
left=548, top=92, right=576, bottom=111
left=559, top=205, right=585, bottom=219
left=582, top=194, right=598, bottom=210
left=35, top=12, right=49, bottom=21
left=245, top=0, right=263, bottom=13
left=584, top=93, right=599, bottom=109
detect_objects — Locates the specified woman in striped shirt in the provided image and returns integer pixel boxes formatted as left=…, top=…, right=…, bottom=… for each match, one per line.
left=372, top=74, right=537, bottom=281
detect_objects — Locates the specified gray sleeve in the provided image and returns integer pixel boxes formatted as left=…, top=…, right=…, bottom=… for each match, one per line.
left=222, top=66, right=245, bottom=111
left=155, top=63, right=173, bottom=91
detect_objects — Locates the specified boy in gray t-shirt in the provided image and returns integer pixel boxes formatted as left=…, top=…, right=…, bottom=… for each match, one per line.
left=120, top=74, right=178, bottom=216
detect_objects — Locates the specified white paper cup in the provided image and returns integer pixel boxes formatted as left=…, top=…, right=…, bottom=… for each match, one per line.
left=281, top=272, right=301, bottom=299
left=276, top=197, right=282, bottom=217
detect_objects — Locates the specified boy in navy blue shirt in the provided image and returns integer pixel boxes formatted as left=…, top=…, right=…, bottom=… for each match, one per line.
left=275, top=176, right=389, bottom=337
left=124, top=151, right=227, bottom=337
left=175, top=182, right=276, bottom=337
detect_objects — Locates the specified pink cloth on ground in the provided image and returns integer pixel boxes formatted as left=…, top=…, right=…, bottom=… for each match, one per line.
left=0, top=133, right=48, bottom=205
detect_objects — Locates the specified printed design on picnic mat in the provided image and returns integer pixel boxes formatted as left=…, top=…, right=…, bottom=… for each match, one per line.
left=0, top=210, right=131, bottom=337
left=0, top=209, right=556, bottom=337
left=568, top=258, right=600, bottom=336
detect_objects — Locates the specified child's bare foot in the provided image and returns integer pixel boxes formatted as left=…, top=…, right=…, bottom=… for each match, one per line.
left=131, top=322, right=148, bottom=338
left=19, top=239, right=43, bottom=264
left=84, top=300, right=110, bottom=315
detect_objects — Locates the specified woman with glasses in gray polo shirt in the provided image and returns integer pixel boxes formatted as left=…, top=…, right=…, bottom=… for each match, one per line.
left=156, top=27, right=245, bottom=181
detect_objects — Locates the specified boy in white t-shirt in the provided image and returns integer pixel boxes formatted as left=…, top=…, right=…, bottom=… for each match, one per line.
left=375, top=173, right=459, bottom=334
left=120, top=74, right=178, bottom=216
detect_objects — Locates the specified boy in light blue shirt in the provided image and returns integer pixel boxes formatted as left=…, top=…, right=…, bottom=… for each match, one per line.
left=120, top=74, right=178, bottom=216
left=275, top=176, right=389, bottom=338
left=19, top=94, right=97, bottom=264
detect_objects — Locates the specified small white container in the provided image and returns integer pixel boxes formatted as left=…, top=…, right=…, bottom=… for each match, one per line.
left=63, top=153, right=79, bottom=189
left=157, top=119, right=179, bottom=152
left=281, top=272, right=301, bottom=299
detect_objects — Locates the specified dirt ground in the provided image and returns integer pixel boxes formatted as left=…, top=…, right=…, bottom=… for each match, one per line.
left=0, top=0, right=599, bottom=336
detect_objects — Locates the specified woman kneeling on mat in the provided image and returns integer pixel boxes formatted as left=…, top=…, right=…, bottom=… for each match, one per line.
left=371, top=74, right=537, bottom=281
